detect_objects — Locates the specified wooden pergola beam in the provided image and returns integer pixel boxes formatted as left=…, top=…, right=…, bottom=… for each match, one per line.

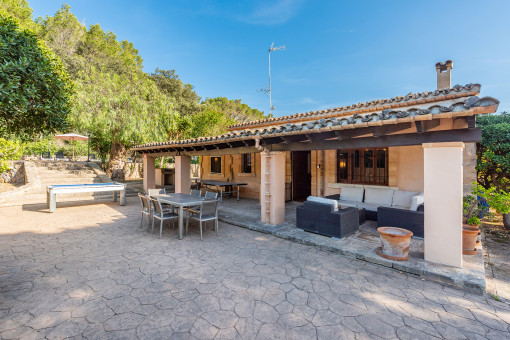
left=269, top=128, right=481, bottom=152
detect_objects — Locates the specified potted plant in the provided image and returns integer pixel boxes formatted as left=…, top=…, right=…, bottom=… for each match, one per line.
left=475, top=186, right=510, bottom=230
left=462, top=194, right=481, bottom=255
left=463, top=216, right=480, bottom=255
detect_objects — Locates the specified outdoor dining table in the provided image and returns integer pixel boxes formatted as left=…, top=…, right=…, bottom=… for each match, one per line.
left=151, top=193, right=206, bottom=239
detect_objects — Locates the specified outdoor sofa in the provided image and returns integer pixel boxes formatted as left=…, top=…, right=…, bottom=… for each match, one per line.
left=296, top=197, right=359, bottom=238
left=326, top=186, right=424, bottom=238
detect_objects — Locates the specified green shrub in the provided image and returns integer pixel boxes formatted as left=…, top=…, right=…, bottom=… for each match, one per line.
left=0, top=138, right=22, bottom=173
left=475, top=185, right=510, bottom=215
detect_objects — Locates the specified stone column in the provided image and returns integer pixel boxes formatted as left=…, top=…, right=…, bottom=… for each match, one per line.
left=463, top=142, right=477, bottom=194
left=423, top=142, right=464, bottom=268
left=260, top=151, right=285, bottom=225
left=143, top=153, right=155, bottom=193
left=175, top=155, right=191, bottom=194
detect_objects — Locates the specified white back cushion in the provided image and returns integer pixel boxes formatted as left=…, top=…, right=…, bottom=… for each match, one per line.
left=339, top=187, right=364, bottom=202
left=364, top=188, right=394, bottom=206
left=306, top=196, right=339, bottom=211
left=410, top=194, right=424, bottom=211
left=392, top=191, right=419, bottom=209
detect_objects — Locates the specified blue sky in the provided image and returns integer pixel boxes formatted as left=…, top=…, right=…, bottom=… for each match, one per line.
left=30, top=0, right=510, bottom=116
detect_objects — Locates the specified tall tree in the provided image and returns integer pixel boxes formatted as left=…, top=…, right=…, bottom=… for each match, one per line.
left=0, top=0, right=36, bottom=30
left=38, top=4, right=85, bottom=74
left=149, top=68, right=201, bottom=117
left=71, top=67, right=178, bottom=177
left=477, top=112, right=510, bottom=192
left=201, top=97, right=265, bottom=124
left=0, top=14, right=73, bottom=138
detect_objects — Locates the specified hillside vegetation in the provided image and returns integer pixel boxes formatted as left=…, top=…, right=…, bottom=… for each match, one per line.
left=0, top=1, right=266, bottom=175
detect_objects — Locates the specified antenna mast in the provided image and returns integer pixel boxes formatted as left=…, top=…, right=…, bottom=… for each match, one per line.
left=259, top=42, right=285, bottom=116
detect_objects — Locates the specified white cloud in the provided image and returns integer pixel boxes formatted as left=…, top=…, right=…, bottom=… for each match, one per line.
left=241, top=0, right=305, bottom=25
left=300, top=96, right=317, bottom=104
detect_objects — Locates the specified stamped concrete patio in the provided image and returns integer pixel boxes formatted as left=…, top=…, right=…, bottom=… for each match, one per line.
left=1, top=197, right=510, bottom=339
left=217, top=198, right=486, bottom=294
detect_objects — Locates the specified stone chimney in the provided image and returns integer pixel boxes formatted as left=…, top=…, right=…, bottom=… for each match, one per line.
left=435, top=60, right=453, bottom=89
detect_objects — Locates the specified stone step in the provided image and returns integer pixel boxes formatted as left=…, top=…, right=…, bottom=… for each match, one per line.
left=33, top=161, right=101, bottom=171
left=38, top=174, right=100, bottom=180
left=39, top=179, right=104, bottom=185
left=36, top=169, right=97, bottom=175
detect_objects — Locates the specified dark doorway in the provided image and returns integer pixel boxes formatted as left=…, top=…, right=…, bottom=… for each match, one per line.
left=292, top=151, right=311, bottom=201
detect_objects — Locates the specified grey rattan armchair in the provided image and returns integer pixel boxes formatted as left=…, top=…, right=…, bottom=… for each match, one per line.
left=150, top=197, right=179, bottom=238
left=186, top=199, right=219, bottom=240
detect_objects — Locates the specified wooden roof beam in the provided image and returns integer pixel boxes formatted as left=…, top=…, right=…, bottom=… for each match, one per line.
left=416, top=120, right=440, bottom=133
left=466, top=115, right=476, bottom=129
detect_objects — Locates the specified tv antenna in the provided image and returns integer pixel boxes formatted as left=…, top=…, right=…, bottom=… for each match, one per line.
left=258, top=42, right=285, bottom=116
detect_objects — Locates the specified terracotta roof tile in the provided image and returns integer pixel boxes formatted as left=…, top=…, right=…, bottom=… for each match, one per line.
left=132, top=95, right=498, bottom=152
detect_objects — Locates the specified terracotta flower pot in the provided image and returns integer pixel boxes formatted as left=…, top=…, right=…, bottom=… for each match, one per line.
left=462, top=225, right=479, bottom=255
left=376, top=227, right=413, bottom=261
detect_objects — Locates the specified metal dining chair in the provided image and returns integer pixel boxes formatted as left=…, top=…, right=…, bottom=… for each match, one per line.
left=204, top=191, right=218, bottom=199
left=186, top=199, right=219, bottom=240
left=138, top=193, right=152, bottom=228
left=190, top=189, right=202, bottom=197
left=149, top=197, right=178, bottom=238
left=189, top=191, right=218, bottom=216
left=148, top=188, right=176, bottom=213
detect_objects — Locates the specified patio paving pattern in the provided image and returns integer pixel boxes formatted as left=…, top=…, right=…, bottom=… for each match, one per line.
left=1, top=198, right=510, bottom=339
left=217, top=199, right=486, bottom=294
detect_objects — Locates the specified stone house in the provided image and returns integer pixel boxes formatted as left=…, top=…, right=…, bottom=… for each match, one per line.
left=133, top=61, right=499, bottom=269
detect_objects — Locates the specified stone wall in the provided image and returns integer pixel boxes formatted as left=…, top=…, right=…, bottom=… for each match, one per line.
left=0, top=161, right=25, bottom=185
left=0, top=161, right=41, bottom=205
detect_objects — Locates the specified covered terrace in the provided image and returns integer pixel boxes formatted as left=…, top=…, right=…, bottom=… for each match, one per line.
left=132, top=84, right=499, bottom=269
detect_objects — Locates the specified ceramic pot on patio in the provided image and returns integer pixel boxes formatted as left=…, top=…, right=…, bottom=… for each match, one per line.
left=376, top=227, right=413, bottom=261
left=462, top=225, right=479, bottom=255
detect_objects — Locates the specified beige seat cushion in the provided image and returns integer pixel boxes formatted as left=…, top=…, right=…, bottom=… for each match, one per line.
left=362, top=202, right=391, bottom=212
left=307, top=196, right=339, bottom=211
left=392, top=191, right=419, bottom=209
left=340, top=187, right=364, bottom=202
left=364, top=188, right=394, bottom=206
left=337, top=200, right=361, bottom=209
left=410, top=195, right=424, bottom=211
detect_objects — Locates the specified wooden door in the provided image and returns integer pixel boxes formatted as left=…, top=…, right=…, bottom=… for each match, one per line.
left=292, top=151, right=311, bottom=201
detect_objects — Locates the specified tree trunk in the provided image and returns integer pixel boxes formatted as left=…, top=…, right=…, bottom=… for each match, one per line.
left=503, top=213, right=510, bottom=230
left=108, top=142, right=126, bottom=180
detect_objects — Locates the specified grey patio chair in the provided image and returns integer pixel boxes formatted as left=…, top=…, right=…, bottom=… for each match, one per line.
left=148, top=188, right=175, bottom=213
left=138, top=193, right=152, bottom=229
left=190, top=189, right=202, bottom=197
left=189, top=191, right=218, bottom=216
left=149, top=197, right=178, bottom=238
left=186, top=199, right=219, bottom=240
left=204, top=191, right=218, bottom=199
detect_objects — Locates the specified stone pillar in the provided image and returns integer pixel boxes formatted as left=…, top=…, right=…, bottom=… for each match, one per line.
left=423, top=142, right=464, bottom=268
left=143, top=153, right=156, bottom=193
left=463, top=142, right=477, bottom=194
left=260, top=151, right=285, bottom=225
left=175, top=155, right=191, bottom=194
